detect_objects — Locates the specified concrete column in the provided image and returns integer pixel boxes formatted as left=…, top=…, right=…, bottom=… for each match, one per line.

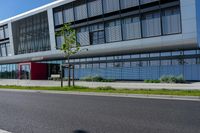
left=47, top=8, right=57, bottom=51
left=8, top=21, right=15, bottom=56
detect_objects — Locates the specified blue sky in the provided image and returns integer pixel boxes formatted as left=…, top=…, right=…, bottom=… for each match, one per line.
left=0, top=0, right=53, bottom=21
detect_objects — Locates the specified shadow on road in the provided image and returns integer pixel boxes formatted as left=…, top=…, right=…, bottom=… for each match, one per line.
left=73, top=130, right=89, bottom=133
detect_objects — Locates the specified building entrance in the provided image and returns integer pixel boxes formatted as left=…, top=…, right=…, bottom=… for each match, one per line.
left=19, top=62, right=48, bottom=80
left=19, top=64, right=31, bottom=79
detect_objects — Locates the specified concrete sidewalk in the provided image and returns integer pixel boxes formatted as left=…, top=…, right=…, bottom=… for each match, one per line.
left=0, top=79, right=200, bottom=90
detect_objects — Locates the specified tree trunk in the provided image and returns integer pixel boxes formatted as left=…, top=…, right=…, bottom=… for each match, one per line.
left=60, top=64, right=63, bottom=88
left=72, top=65, right=75, bottom=86
left=68, top=57, right=71, bottom=87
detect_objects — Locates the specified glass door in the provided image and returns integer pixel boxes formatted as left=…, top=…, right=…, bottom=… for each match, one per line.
left=20, top=64, right=31, bottom=80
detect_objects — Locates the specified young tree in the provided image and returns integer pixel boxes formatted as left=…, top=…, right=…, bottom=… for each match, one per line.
left=56, top=23, right=80, bottom=87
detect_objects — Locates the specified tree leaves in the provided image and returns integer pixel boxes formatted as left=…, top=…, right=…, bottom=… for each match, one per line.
left=56, top=23, right=81, bottom=58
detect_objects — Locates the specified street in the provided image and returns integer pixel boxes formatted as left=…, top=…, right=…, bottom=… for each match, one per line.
left=0, top=90, right=199, bottom=133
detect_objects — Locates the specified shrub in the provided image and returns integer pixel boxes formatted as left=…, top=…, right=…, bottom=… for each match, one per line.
left=144, top=80, right=160, bottom=83
left=80, top=76, right=113, bottom=82
left=97, top=86, right=116, bottom=90
left=176, top=75, right=185, bottom=83
left=160, top=75, right=185, bottom=83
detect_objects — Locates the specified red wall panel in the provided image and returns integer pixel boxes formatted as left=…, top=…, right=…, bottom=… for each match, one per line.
left=31, top=63, right=48, bottom=80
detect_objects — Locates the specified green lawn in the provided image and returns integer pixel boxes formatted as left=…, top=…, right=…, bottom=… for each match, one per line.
left=0, top=85, right=200, bottom=96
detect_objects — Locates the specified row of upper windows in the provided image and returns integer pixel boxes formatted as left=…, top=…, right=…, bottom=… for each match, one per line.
left=56, top=6, right=181, bottom=48
left=0, top=25, right=9, bottom=40
left=53, top=0, right=167, bottom=26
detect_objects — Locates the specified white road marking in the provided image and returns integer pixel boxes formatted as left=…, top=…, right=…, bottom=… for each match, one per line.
left=0, top=129, right=12, bottom=133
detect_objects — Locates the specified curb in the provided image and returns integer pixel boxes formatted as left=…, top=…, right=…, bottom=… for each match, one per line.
left=0, top=89, right=199, bottom=102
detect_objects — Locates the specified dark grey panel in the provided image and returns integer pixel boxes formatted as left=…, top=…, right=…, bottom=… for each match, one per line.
left=12, top=11, right=51, bottom=55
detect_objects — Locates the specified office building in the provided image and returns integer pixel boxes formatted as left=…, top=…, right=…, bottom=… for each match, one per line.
left=0, top=0, right=200, bottom=80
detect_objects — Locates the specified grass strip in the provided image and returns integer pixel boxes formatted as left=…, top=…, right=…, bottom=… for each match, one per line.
left=0, top=85, right=200, bottom=96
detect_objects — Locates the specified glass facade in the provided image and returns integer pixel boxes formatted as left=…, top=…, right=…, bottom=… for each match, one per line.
left=0, top=64, right=18, bottom=79
left=12, top=11, right=51, bottom=55
left=64, top=49, right=199, bottom=80
left=69, top=50, right=198, bottom=66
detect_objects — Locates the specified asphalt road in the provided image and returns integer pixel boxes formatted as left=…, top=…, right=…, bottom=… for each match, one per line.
left=0, top=91, right=199, bottom=133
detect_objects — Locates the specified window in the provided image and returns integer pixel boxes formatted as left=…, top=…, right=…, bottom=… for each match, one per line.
left=123, top=55, right=131, bottom=59
left=0, top=43, right=10, bottom=57
left=161, top=52, right=171, bottom=57
left=107, top=63, right=114, bottom=68
left=88, top=0, right=103, bottom=17
left=140, top=61, right=149, bottom=66
left=142, top=11, right=161, bottom=37
left=184, top=50, right=196, bottom=55
left=1, top=44, right=7, bottom=57
left=162, top=7, right=181, bottom=35
left=74, top=3, right=87, bottom=20
left=172, top=51, right=183, bottom=56
left=89, top=23, right=105, bottom=45
left=131, top=61, right=140, bottom=67
left=105, top=19, right=122, bottom=42
left=150, top=60, right=160, bottom=66
left=5, top=43, right=11, bottom=56
left=100, top=63, right=107, bottom=68
left=124, top=62, right=131, bottom=67
left=56, top=35, right=64, bottom=49
left=54, top=11, right=63, bottom=26
left=77, top=27, right=90, bottom=46
left=63, top=7, right=74, bottom=23
left=120, top=0, right=139, bottom=9
left=4, top=26, right=9, bottom=39
left=122, top=16, right=141, bottom=40
left=150, top=53, right=160, bottom=57
left=131, top=54, right=140, bottom=58
left=140, top=0, right=159, bottom=4
left=0, top=27, right=4, bottom=40
left=184, top=59, right=196, bottom=65
left=172, top=59, right=183, bottom=65
left=103, top=0, right=120, bottom=13
left=80, top=64, right=86, bottom=69
left=93, top=63, right=100, bottom=68
left=114, top=62, right=123, bottom=68
left=141, top=53, right=149, bottom=58
left=161, top=60, right=171, bottom=66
